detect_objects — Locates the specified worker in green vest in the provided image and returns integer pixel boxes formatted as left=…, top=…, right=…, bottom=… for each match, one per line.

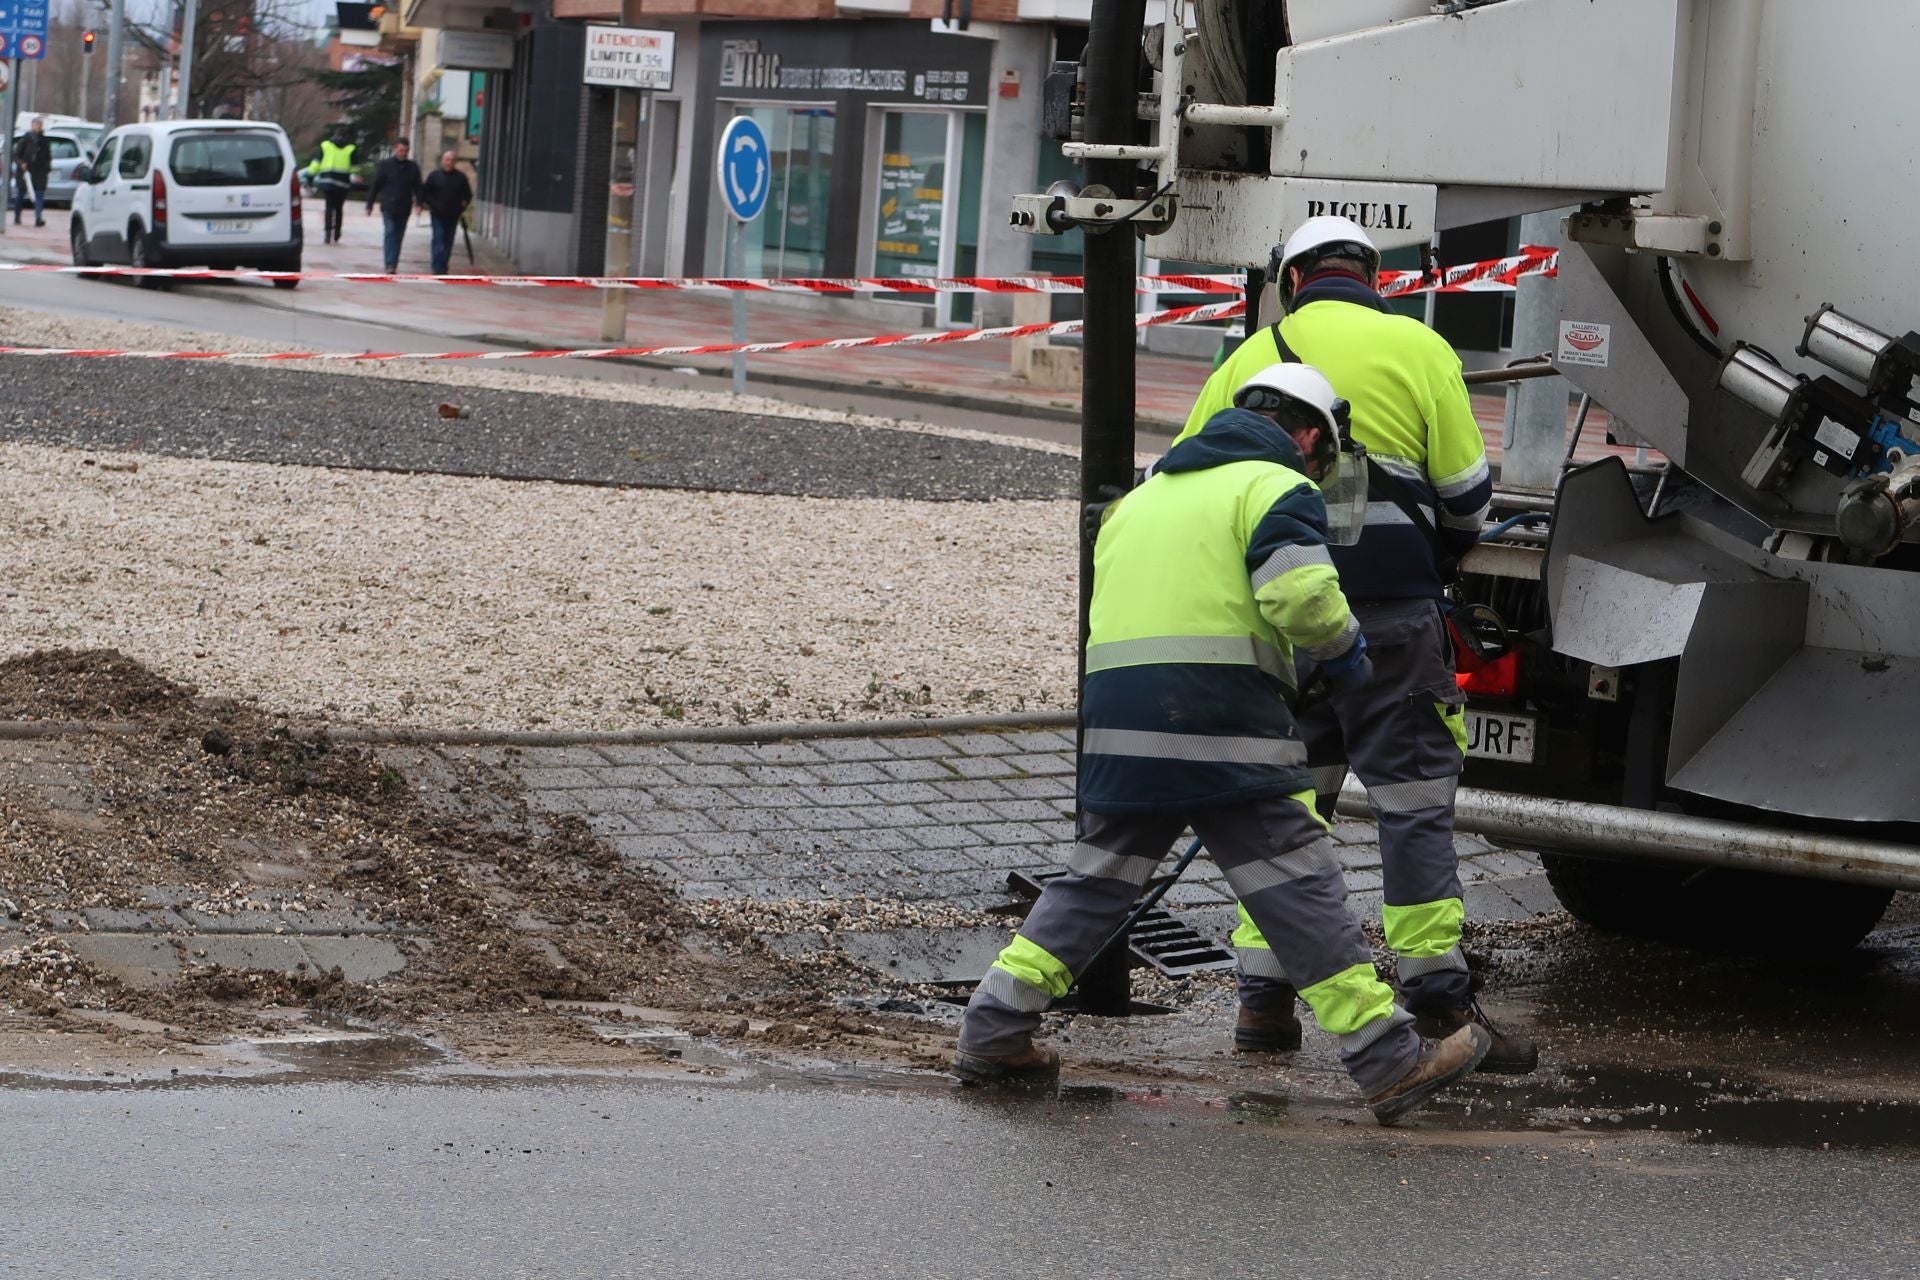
left=307, top=127, right=357, bottom=246
left=1190, top=216, right=1537, bottom=1076
left=953, top=362, right=1490, bottom=1124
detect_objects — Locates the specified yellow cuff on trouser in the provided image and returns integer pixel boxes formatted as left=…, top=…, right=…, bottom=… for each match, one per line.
left=991, top=933, right=1074, bottom=1000
left=1381, top=897, right=1464, bottom=958
left=1296, top=961, right=1400, bottom=1037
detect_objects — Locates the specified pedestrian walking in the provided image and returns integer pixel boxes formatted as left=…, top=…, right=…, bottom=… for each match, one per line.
left=419, top=150, right=473, bottom=277
left=366, top=139, right=423, bottom=273
left=953, top=363, right=1491, bottom=1123
left=1186, top=216, right=1539, bottom=1075
left=12, top=117, right=50, bottom=227
left=306, top=126, right=357, bottom=245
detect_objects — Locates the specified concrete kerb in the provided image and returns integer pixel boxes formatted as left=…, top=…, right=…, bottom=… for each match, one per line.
left=0, top=710, right=1079, bottom=748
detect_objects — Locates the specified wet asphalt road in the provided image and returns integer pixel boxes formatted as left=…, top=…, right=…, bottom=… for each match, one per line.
left=3, top=1071, right=1913, bottom=1279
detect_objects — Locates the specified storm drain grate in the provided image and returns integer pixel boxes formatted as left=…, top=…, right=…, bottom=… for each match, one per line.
left=1007, top=869, right=1237, bottom=977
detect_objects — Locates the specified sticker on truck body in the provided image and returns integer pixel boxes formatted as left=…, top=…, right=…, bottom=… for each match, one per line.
left=1557, top=321, right=1611, bottom=368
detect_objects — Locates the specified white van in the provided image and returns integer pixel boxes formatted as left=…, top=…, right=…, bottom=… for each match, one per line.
left=69, top=119, right=302, bottom=287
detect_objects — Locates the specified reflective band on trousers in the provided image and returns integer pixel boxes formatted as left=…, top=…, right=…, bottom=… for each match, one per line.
left=1309, top=764, right=1348, bottom=795
left=1237, top=946, right=1288, bottom=981
left=1398, top=945, right=1469, bottom=978
left=1067, top=841, right=1160, bottom=888
left=1368, top=775, right=1459, bottom=813
left=1085, top=728, right=1308, bottom=767
left=1222, top=838, right=1336, bottom=897
left=1084, top=633, right=1296, bottom=687
left=980, top=964, right=1054, bottom=1013
left=1339, top=1006, right=1415, bottom=1054
left=1250, top=542, right=1333, bottom=591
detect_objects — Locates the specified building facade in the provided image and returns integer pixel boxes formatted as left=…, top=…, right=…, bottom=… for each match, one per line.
left=400, top=0, right=1076, bottom=319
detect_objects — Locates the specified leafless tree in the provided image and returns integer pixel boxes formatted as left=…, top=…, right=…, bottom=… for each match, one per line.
left=122, top=0, right=326, bottom=121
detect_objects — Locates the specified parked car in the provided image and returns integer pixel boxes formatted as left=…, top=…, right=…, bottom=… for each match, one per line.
left=69, top=120, right=301, bottom=287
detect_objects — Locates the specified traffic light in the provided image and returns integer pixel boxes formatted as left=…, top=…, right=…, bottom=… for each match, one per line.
left=82, top=29, right=95, bottom=53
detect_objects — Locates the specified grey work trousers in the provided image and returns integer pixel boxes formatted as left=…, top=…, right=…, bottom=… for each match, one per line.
left=961, top=791, right=1419, bottom=1095
left=1236, top=599, right=1472, bottom=1015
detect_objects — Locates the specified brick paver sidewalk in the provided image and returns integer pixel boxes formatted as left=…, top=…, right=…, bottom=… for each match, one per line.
left=1, top=724, right=1553, bottom=993
left=445, top=727, right=1555, bottom=940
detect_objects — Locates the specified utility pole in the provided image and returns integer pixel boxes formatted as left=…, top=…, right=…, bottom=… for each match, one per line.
left=102, top=0, right=126, bottom=128
left=1072, top=0, right=1147, bottom=1017
left=79, top=33, right=93, bottom=123
left=175, top=0, right=196, bottom=119
left=1500, top=208, right=1572, bottom=491
left=1, top=61, right=13, bottom=237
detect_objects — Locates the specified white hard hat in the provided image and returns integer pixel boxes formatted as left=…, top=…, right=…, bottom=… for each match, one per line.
left=1233, top=362, right=1366, bottom=541
left=1233, top=362, right=1346, bottom=435
left=1271, top=215, right=1381, bottom=307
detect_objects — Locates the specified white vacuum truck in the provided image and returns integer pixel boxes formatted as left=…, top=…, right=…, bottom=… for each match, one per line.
left=1027, top=0, right=1920, bottom=948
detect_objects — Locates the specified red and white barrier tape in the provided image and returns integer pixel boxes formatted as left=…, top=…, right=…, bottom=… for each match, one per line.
left=0, top=298, right=1246, bottom=362
left=0, top=248, right=1558, bottom=295
left=1383, top=245, right=1559, bottom=297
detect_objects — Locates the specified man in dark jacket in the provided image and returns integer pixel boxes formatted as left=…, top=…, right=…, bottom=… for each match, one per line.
left=365, top=139, right=422, bottom=272
left=12, top=118, right=50, bottom=227
left=419, top=150, right=473, bottom=276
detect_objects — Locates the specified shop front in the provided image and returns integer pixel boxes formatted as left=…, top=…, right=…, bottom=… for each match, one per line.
left=688, top=21, right=994, bottom=323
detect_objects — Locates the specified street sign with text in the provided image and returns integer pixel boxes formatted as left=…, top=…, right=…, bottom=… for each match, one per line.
left=0, top=0, right=49, bottom=60
left=582, top=26, right=673, bottom=91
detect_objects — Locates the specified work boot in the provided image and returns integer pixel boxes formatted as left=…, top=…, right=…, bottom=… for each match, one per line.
left=1413, top=1000, right=1539, bottom=1075
left=1233, top=999, right=1303, bottom=1053
left=950, top=1041, right=1061, bottom=1087
left=1367, top=1024, right=1491, bottom=1124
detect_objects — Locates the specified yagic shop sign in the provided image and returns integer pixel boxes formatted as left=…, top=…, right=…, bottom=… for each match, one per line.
left=583, top=26, right=675, bottom=91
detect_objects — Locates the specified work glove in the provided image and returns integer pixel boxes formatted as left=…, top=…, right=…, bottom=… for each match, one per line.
left=1317, top=631, right=1373, bottom=693
left=1082, top=483, right=1127, bottom=547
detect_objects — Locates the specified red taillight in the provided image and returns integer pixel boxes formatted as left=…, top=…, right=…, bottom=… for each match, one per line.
left=1456, top=651, right=1521, bottom=699
left=151, top=170, right=167, bottom=228
left=290, top=171, right=302, bottom=223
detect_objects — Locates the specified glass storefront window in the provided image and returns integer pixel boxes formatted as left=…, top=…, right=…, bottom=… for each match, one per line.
left=949, top=112, right=987, bottom=324
left=712, top=103, right=836, bottom=278
left=769, top=108, right=835, bottom=277
left=873, top=111, right=949, bottom=280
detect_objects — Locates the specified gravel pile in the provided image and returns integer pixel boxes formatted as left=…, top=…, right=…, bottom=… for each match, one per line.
left=0, top=303, right=1081, bottom=476
left=0, top=357, right=1077, bottom=502
left=0, top=441, right=1077, bottom=728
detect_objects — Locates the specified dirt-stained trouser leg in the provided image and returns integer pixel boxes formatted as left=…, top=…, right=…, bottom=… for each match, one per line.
left=1234, top=600, right=1471, bottom=1014
left=963, top=793, right=1418, bottom=1093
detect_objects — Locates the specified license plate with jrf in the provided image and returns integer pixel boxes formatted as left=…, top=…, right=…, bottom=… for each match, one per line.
left=1465, top=710, right=1537, bottom=763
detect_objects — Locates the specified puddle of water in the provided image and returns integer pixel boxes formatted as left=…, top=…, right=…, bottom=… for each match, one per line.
left=1225, top=1090, right=1291, bottom=1121
left=1423, top=1064, right=1920, bottom=1150
left=248, top=1032, right=444, bottom=1080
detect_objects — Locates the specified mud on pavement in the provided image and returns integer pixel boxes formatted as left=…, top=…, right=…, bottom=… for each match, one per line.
left=0, top=648, right=967, bottom=1076
left=13, top=648, right=1920, bottom=1154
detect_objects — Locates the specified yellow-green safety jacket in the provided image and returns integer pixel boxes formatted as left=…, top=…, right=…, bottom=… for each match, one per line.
left=310, top=139, right=356, bottom=190
left=1182, top=272, right=1492, bottom=601
left=1082, top=408, right=1362, bottom=814
left=315, top=139, right=356, bottom=172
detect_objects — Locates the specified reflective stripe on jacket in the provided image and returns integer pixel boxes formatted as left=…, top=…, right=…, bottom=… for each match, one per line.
left=1180, top=276, right=1492, bottom=601
left=1081, top=408, right=1360, bottom=814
